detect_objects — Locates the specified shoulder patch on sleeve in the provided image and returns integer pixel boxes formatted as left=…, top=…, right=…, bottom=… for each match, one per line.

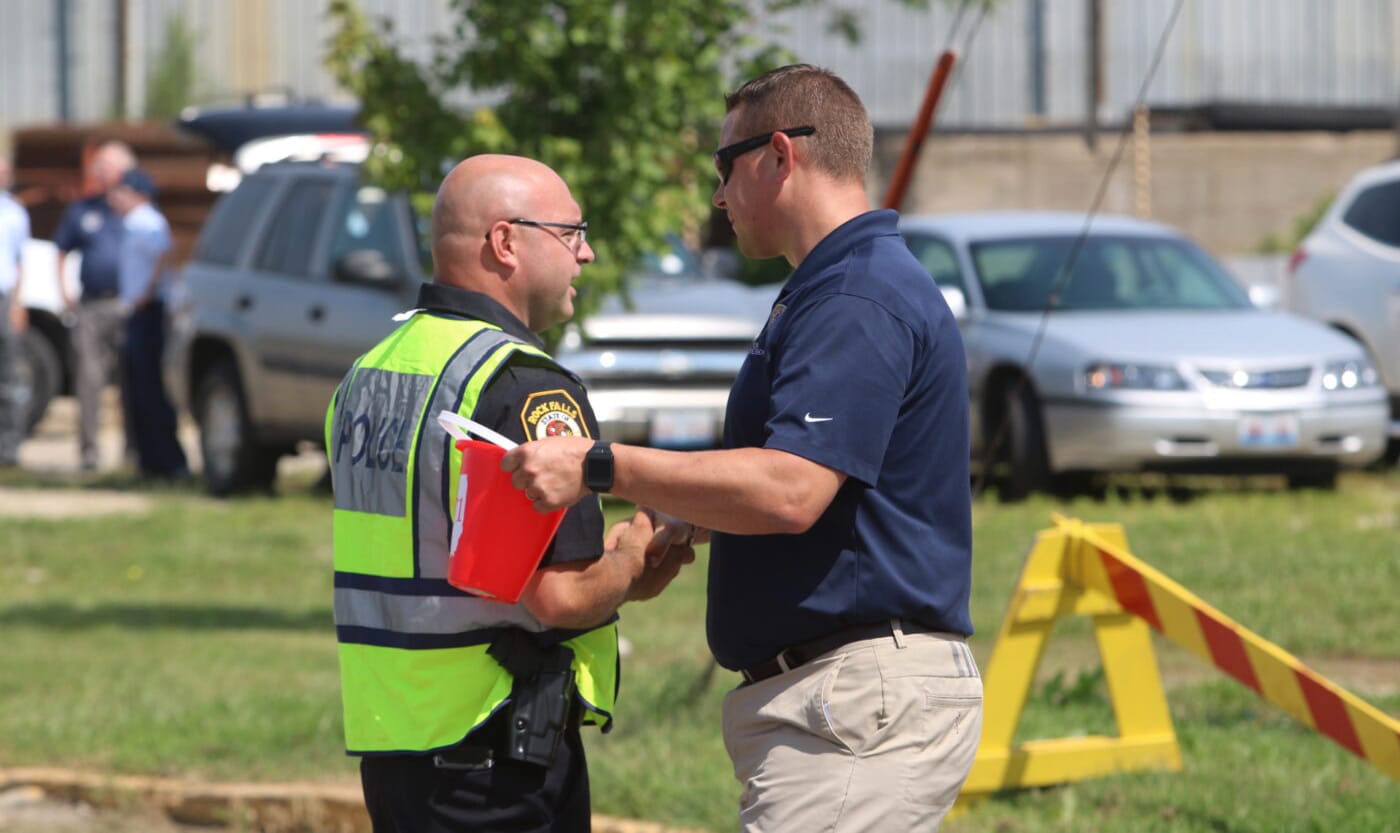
left=520, top=389, right=592, bottom=441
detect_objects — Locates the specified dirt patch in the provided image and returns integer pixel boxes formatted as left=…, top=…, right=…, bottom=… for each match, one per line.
left=0, top=769, right=708, bottom=833
left=0, top=488, right=152, bottom=519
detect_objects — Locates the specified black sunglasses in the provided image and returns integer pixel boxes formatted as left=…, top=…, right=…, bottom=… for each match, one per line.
left=713, top=126, right=816, bottom=184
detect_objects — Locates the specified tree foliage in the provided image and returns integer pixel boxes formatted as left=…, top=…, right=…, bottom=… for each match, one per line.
left=325, top=0, right=952, bottom=311
left=326, top=0, right=788, bottom=310
left=144, top=12, right=201, bottom=119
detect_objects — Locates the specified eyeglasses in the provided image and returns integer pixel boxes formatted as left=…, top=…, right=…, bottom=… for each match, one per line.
left=488, top=218, right=589, bottom=254
left=713, top=126, right=815, bottom=184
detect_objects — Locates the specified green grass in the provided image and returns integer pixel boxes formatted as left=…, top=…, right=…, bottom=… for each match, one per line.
left=1, top=468, right=1397, bottom=830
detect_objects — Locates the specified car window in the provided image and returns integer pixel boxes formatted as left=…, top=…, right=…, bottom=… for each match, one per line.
left=903, top=235, right=967, bottom=295
left=328, top=185, right=406, bottom=273
left=1341, top=180, right=1400, bottom=248
left=969, top=242, right=1050, bottom=311
left=194, top=178, right=275, bottom=266
left=970, top=235, right=1251, bottom=311
left=255, top=179, right=335, bottom=277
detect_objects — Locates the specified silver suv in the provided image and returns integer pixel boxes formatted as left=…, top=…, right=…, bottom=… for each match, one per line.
left=165, top=161, right=427, bottom=494
left=1288, top=159, right=1400, bottom=461
left=556, top=271, right=779, bottom=449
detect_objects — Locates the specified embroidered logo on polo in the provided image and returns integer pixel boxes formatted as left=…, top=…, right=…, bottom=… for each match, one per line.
left=752, top=303, right=787, bottom=356
left=521, top=390, right=591, bottom=441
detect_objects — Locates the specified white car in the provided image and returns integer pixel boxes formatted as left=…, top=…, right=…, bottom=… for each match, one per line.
left=1287, top=158, right=1400, bottom=462
left=900, top=212, right=1389, bottom=498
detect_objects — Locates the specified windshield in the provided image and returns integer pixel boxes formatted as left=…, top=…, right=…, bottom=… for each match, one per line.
left=969, top=235, right=1253, bottom=312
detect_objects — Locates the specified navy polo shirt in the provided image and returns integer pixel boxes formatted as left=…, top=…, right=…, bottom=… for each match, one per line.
left=53, top=194, right=124, bottom=298
left=706, top=209, right=974, bottom=671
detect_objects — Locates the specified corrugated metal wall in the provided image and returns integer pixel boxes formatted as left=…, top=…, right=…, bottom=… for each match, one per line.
left=765, top=0, right=1400, bottom=128
left=2, top=0, right=1398, bottom=138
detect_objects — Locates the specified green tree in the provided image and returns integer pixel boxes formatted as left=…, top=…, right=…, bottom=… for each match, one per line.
left=144, top=12, right=201, bottom=119
left=325, top=0, right=970, bottom=316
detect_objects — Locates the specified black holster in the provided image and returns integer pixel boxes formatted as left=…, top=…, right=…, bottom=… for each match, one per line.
left=487, top=629, right=577, bottom=768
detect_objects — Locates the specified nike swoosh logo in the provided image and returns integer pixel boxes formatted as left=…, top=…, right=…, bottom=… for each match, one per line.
left=804, top=413, right=834, bottom=423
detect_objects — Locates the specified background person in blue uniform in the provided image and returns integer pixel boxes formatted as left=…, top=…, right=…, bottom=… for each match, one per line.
left=0, top=155, right=30, bottom=467
left=53, top=141, right=137, bottom=471
left=504, top=64, right=982, bottom=831
left=342, top=154, right=695, bottom=833
left=107, top=169, right=189, bottom=480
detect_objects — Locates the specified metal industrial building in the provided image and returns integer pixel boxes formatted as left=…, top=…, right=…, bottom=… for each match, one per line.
left=2, top=0, right=1398, bottom=134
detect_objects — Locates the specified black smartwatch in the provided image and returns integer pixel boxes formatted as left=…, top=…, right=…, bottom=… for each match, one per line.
left=583, top=441, right=614, bottom=493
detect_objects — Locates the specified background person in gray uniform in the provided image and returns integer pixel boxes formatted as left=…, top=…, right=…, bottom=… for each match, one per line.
left=54, top=141, right=136, bottom=471
left=0, top=155, right=30, bottom=467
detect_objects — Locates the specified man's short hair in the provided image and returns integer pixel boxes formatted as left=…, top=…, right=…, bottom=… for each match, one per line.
left=724, top=64, right=873, bottom=183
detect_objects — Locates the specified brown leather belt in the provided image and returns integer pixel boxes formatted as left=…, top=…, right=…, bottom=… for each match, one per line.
left=738, top=620, right=942, bottom=685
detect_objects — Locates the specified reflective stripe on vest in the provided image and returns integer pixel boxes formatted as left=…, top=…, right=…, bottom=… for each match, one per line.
left=327, top=314, right=618, bottom=754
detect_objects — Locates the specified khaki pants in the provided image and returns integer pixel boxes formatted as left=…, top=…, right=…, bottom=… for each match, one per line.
left=722, top=625, right=982, bottom=833
left=74, top=298, right=127, bottom=465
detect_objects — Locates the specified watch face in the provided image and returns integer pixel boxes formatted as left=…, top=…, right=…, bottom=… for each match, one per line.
left=586, top=444, right=613, bottom=491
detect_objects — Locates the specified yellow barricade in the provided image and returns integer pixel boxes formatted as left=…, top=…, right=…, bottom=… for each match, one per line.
left=957, top=515, right=1400, bottom=808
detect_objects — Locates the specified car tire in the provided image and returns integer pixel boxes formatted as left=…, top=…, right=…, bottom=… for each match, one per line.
left=16, top=327, right=63, bottom=435
left=998, top=382, right=1052, bottom=502
left=193, top=360, right=279, bottom=496
left=1050, top=469, right=1103, bottom=501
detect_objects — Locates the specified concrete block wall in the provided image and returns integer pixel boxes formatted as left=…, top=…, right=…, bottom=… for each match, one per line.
left=876, top=129, right=1397, bottom=255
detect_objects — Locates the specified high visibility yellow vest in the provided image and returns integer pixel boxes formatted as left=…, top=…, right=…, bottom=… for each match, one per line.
left=325, top=313, right=617, bottom=754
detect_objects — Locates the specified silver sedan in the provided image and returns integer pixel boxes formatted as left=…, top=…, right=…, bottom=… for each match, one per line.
left=900, top=212, right=1389, bottom=498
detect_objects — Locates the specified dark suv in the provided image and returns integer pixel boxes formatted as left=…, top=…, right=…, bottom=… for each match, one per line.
left=165, top=161, right=427, bottom=494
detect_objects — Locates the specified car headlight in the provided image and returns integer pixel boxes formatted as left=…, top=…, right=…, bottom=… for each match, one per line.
left=1320, top=359, right=1379, bottom=391
left=1083, top=362, right=1188, bottom=391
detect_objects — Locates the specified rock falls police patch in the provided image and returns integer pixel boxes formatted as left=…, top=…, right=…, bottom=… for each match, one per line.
left=521, top=390, right=590, bottom=441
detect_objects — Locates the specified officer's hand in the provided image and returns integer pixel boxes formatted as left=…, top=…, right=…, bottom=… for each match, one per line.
left=628, top=539, right=694, bottom=603
left=502, top=437, right=594, bottom=513
left=647, top=511, right=695, bottom=566
left=604, top=507, right=655, bottom=581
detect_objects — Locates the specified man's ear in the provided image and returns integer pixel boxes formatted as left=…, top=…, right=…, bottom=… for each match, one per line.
left=768, top=131, right=797, bottom=183
left=484, top=221, right=521, bottom=270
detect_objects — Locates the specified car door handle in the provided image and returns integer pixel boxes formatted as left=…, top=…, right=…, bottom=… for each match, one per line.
left=307, top=305, right=325, bottom=323
left=235, top=295, right=253, bottom=312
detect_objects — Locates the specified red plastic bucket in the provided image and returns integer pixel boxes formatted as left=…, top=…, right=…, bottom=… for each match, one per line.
left=447, top=439, right=566, bottom=603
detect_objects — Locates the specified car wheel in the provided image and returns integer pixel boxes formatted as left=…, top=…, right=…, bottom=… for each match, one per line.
left=1050, top=469, right=1103, bottom=501
left=16, top=327, right=62, bottom=435
left=1285, top=465, right=1337, bottom=491
left=998, top=382, right=1052, bottom=502
left=193, top=360, right=279, bottom=496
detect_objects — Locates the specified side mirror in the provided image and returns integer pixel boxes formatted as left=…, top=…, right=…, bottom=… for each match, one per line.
left=334, top=250, right=400, bottom=288
left=941, top=286, right=968, bottom=322
left=1248, top=283, right=1281, bottom=310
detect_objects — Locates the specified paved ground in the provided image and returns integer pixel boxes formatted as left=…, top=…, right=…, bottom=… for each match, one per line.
left=11, top=390, right=324, bottom=489
left=0, top=784, right=203, bottom=833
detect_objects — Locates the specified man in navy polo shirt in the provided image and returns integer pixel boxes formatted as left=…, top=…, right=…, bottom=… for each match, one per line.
left=505, top=64, right=981, bottom=830
left=54, top=141, right=136, bottom=471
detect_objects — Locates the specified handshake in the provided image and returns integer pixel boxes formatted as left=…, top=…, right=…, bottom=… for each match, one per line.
left=608, top=508, right=707, bottom=603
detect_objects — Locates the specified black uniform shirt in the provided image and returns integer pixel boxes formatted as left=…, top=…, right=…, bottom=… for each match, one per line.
left=416, top=282, right=605, bottom=568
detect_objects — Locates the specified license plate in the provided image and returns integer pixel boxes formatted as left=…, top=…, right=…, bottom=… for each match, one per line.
left=649, top=410, right=714, bottom=449
left=1238, top=413, right=1299, bottom=448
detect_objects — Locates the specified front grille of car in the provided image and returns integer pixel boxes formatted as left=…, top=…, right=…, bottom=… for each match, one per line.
left=1198, top=366, right=1312, bottom=389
